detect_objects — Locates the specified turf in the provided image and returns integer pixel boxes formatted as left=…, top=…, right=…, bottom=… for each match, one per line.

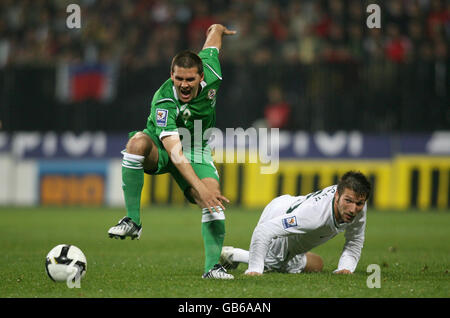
left=0, top=206, right=449, bottom=298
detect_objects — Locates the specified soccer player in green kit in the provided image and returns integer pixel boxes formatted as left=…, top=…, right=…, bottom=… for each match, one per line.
left=108, top=24, right=237, bottom=279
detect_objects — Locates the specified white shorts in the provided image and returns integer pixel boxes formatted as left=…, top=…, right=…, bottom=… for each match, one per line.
left=258, top=195, right=308, bottom=274
left=263, top=238, right=308, bottom=274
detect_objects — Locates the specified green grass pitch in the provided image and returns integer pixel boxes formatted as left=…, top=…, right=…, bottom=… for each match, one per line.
left=0, top=206, right=448, bottom=298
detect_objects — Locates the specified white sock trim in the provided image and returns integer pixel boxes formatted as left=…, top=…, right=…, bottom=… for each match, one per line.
left=201, top=206, right=225, bottom=223
left=122, top=151, right=144, bottom=169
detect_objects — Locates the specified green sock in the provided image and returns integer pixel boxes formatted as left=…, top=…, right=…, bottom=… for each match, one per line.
left=201, top=219, right=225, bottom=273
left=122, top=152, right=145, bottom=226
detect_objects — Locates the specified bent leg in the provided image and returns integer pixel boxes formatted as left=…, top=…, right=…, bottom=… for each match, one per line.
left=122, top=132, right=159, bottom=225
left=126, top=131, right=159, bottom=171
left=303, top=252, right=324, bottom=273
left=229, top=248, right=249, bottom=263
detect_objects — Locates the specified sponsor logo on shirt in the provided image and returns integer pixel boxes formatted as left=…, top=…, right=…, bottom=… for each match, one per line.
left=282, top=216, right=298, bottom=229
left=156, top=108, right=168, bottom=127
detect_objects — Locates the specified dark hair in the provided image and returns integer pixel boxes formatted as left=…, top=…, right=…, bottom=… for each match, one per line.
left=337, top=171, right=372, bottom=200
left=171, top=50, right=203, bottom=74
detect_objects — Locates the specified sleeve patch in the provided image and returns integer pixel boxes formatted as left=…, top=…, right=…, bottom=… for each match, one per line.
left=282, top=216, right=298, bottom=229
left=156, top=108, right=169, bottom=127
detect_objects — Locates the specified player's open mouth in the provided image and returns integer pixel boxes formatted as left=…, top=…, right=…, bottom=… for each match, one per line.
left=180, top=88, right=191, bottom=100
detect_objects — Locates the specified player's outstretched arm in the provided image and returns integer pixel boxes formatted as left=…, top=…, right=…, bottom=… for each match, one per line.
left=161, top=134, right=228, bottom=213
left=202, top=24, right=236, bottom=51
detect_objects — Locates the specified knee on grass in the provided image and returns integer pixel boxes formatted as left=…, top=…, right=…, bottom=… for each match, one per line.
left=304, top=252, right=324, bottom=273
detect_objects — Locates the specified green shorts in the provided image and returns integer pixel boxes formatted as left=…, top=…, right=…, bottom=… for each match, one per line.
left=129, top=129, right=220, bottom=204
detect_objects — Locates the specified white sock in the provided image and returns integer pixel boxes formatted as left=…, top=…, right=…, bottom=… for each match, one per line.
left=231, top=248, right=249, bottom=263
left=201, top=206, right=225, bottom=223
left=121, top=151, right=144, bottom=169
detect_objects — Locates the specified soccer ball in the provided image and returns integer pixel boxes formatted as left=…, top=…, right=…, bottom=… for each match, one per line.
left=45, top=244, right=87, bottom=283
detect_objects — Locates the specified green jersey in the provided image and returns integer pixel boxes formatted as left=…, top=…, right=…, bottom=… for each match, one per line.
left=146, top=47, right=222, bottom=157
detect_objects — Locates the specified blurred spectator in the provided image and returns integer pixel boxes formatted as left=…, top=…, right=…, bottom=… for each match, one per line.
left=363, top=28, right=385, bottom=61
left=263, top=84, right=292, bottom=129
left=384, top=23, right=412, bottom=63
left=287, top=0, right=310, bottom=39
left=427, top=0, right=448, bottom=38
left=267, top=2, right=289, bottom=43
left=385, top=0, right=408, bottom=32
left=348, top=0, right=363, bottom=24
left=221, top=8, right=258, bottom=64
left=328, top=0, right=346, bottom=26
left=312, top=2, right=332, bottom=39
left=347, top=22, right=364, bottom=61
left=187, top=1, right=217, bottom=49
left=322, top=22, right=352, bottom=62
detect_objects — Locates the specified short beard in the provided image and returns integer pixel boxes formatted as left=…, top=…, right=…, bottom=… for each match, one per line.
left=335, top=195, right=344, bottom=223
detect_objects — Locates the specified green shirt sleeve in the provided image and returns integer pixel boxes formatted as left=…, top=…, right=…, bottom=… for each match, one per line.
left=149, top=100, right=179, bottom=139
left=198, top=47, right=222, bottom=82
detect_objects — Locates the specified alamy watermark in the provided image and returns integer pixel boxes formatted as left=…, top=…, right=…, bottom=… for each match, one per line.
left=66, top=3, right=380, bottom=30
left=66, top=4, right=81, bottom=29
left=366, top=264, right=381, bottom=288
left=172, top=120, right=280, bottom=174
left=366, top=4, right=381, bottom=29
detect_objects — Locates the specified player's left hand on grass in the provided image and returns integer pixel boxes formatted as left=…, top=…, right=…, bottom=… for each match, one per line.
left=244, top=272, right=263, bottom=276
left=333, top=269, right=353, bottom=274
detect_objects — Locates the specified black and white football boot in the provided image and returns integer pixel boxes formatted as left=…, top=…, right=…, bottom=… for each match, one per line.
left=202, top=264, right=234, bottom=280
left=108, top=216, right=142, bottom=240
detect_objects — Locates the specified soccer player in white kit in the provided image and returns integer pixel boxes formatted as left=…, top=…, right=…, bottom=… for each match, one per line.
left=219, top=171, right=372, bottom=276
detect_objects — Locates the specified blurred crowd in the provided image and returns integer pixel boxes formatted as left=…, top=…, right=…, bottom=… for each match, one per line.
left=0, top=0, right=448, bottom=68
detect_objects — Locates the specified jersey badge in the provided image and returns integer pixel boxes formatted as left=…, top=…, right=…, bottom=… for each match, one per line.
left=282, top=216, right=298, bottom=229
left=207, top=89, right=216, bottom=100
left=156, top=109, right=168, bottom=127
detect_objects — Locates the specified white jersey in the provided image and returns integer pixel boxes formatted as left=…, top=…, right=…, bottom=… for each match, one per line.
left=246, top=185, right=367, bottom=274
